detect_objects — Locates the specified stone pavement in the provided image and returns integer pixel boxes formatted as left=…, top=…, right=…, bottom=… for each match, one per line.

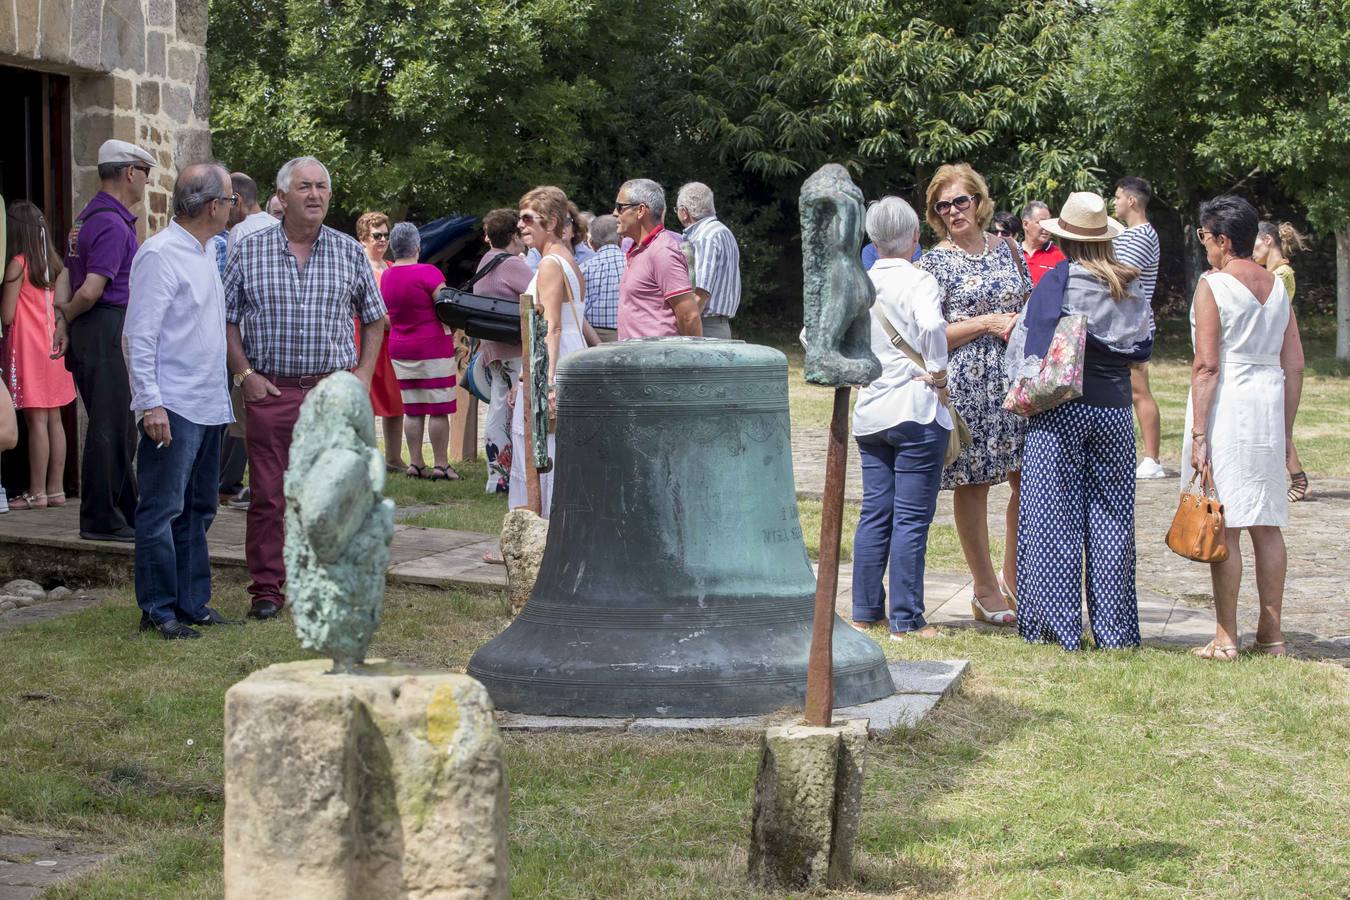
left=795, top=430, right=1350, bottom=661
left=0, top=503, right=506, bottom=593
left=0, top=835, right=104, bottom=900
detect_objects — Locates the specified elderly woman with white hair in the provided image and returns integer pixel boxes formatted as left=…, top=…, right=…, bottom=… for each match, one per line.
left=849, top=196, right=952, bottom=641
left=380, top=222, right=459, bottom=480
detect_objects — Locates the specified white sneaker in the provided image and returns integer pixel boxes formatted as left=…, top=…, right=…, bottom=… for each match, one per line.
left=0, top=490, right=8, bottom=514
left=1135, top=458, right=1166, bottom=479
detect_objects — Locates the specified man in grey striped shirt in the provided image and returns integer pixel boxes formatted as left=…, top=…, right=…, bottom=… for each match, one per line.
left=1112, top=176, right=1165, bottom=479
left=677, top=182, right=742, bottom=339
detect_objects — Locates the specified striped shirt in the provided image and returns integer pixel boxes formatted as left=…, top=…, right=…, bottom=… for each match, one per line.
left=223, top=223, right=386, bottom=377
left=1114, top=223, right=1160, bottom=304
left=683, top=215, right=742, bottom=318
left=579, top=244, right=624, bottom=330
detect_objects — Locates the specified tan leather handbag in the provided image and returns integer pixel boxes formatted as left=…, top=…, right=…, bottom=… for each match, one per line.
left=1165, top=466, right=1229, bottom=563
left=876, top=314, right=971, bottom=467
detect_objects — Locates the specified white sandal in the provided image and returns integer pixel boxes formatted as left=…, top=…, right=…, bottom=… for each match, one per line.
left=997, top=574, right=1018, bottom=612
left=972, top=597, right=1016, bottom=627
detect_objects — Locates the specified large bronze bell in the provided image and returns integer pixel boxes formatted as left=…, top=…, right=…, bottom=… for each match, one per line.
left=467, top=338, right=895, bottom=717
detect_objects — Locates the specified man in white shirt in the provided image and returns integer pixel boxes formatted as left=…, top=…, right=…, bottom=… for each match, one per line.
left=1111, top=176, right=1165, bottom=479
left=123, top=163, right=237, bottom=639
left=225, top=172, right=276, bottom=260
left=677, top=182, right=742, bottom=339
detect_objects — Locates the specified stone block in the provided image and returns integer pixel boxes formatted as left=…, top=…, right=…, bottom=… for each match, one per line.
left=747, top=720, right=867, bottom=890
left=167, top=45, right=195, bottom=82
left=147, top=0, right=172, bottom=28
left=193, top=54, right=209, bottom=119
left=224, top=659, right=509, bottom=899
left=146, top=31, right=166, bottom=76
left=149, top=192, right=167, bottom=214
left=3, top=579, right=45, bottom=600
left=48, top=586, right=74, bottom=601
left=499, top=508, right=547, bottom=612
left=101, top=0, right=145, bottom=71
left=628, top=715, right=764, bottom=736
left=72, top=76, right=115, bottom=112
left=113, top=76, right=134, bottom=109
left=70, top=0, right=104, bottom=68
left=37, top=0, right=72, bottom=62
left=176, top=0, right=206, bottom=42
left=0, top=0, right=17, bottom=54
left=162, top=84, right=192, bottom=122
left=0, top=598, right=20, bottom=612
left=137, top=81, right=160, bottom=115
left=174, top=126, right=213, bottom=169
left=886, top=659, right=969, bottom=696
left=113, top=114, right=137, bottom=141
left=495, top=711, right=631, bottom=734
left=16, top=0, right=39, bottom=55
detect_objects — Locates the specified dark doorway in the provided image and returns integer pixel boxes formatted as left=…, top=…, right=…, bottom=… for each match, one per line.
left=0, top=64, right=78, bottom=502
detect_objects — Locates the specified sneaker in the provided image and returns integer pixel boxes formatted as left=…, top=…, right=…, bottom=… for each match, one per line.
left=1135, top=458, right=1167, bottom=480
left=0, top=490, right=8, bottom=514
left=227, top=487, right=251, bottom=510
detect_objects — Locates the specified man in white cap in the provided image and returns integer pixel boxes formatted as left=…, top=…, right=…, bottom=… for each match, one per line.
left=54, top=139, right=155, bottom=542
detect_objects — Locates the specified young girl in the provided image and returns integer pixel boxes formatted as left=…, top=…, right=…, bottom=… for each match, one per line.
left=1254, top=220, right=1310, bottom=502
left=1, top=201, right=76, bottom=510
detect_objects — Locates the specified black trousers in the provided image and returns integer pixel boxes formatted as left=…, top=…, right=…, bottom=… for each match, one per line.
left=219, top=431, right=248, bottom=495
left=68, top=305, right=138, bottom=534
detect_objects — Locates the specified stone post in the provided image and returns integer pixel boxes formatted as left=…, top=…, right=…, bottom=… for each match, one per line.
left=224, top=660, right=509, bottom=899
left=747, top=719, right=868, bottom=890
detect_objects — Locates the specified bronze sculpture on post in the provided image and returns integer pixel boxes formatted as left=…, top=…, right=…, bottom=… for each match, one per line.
left=798, top=163, right=881, bottom=727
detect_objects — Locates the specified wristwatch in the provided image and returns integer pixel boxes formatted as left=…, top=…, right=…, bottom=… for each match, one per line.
left=233, top=367, right=255, bottom=388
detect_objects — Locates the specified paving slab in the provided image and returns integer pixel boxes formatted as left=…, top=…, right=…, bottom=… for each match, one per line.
left=492, top=660, right=967, bottom=738
left=0, top=835, right=104, bottom=899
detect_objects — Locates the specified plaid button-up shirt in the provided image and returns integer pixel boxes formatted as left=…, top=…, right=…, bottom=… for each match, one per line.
left=224, top=223, right=386, bottom=377
left=579, top=244, right=624, bottom=330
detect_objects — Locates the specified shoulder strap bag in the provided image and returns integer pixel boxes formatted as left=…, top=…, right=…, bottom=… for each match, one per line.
left=1165, top=465, right=1229, bottom=563
left=875, top=311, right=971, bottom=468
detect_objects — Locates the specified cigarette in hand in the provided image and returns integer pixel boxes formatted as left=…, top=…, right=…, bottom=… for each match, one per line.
left=156, top=441, right=165, bottom=449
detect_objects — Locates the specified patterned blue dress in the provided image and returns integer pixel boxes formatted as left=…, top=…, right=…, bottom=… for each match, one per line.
left=920, top=237, right=1031, bottom=489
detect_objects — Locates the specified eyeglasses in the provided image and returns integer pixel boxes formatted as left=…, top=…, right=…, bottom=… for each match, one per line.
left=132, top=165, right=152, bottom=176
left=991, top=226, right=1010, bottom=236
left=612, top=201, right=642, bottom=213
left=213, top=193, right=240, bottom=207
left=932, top=194, right=978, bottom=216
left=371, top=231, right=389, bottom=241
left=1196, top=228, right=1213, bottom=242
left=518, top=213, right=540, bottom=225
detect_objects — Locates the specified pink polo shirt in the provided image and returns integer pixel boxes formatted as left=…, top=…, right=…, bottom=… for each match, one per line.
left=617, top=226, right=693, bottom=340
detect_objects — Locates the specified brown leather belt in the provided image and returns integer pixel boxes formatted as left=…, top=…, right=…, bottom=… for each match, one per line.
left=260, top=372, right=334, bottom=389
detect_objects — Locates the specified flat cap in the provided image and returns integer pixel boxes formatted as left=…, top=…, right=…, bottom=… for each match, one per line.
left=97, top=140, right=157, bottom=167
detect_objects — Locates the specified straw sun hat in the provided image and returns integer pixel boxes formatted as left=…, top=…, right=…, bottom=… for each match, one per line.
left=1040, top=191, right=1124, bottom=242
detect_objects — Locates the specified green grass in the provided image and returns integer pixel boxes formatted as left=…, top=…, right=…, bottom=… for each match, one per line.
left=379, top=456, right=510, bottom=534
left=2, top=587, right=1346, bottom=897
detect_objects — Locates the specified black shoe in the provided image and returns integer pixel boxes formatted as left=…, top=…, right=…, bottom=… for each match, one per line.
left=185, top=606, right=242, bottom=626
left=246, top=600, right=281, bottom=621
left=139, top=612, right=155, bottom=632
left=156, top=620, right=201, bottom=640
left=80, top=527, right=136, bottom=543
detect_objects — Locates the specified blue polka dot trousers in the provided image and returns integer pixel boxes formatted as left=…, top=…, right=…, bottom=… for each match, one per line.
left=1016, top=401, right=1141, bottom=650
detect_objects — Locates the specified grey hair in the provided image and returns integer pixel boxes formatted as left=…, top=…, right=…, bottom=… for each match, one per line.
left=173, top=163, right=230, bottom=218
left=388, top=221, right=421, bottom=261
left=1021, top=200, right=1050, bottom=221
left=676, top=182, right=716, bottom=221
left=276, top=156, right=332, bottom=193
left=589, top=214, right=619, bottom=246
left=865, top=196, right=920, bottom=257
left=621, top=178, right=666, bottom=220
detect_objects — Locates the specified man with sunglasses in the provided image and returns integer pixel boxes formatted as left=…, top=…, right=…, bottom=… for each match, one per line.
left=1019, top=200, right=1066, bottom=286
left=124, top=163, right=238, bottom=638
left=612, top=179, right=701, bottom=339
left=55, top=139, right=157, bottom=542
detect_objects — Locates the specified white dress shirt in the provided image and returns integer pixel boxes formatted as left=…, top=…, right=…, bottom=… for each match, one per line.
left=123, top=219, right=233, bottom=425
left=852, top=256, right=952, bottom=437
left=226, top=210, right=279, bottom=260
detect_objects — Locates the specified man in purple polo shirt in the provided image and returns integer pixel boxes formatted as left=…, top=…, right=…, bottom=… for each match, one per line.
left=54, top=140, right=156, bottom=542
left=613, top=178, right=700, bottom=340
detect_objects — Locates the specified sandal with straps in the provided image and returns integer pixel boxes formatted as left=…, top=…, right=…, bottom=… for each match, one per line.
left=971, top=596, right=1016, bottom=627
left=45, top=491, right=66, bottom=507
left=427, top=465, right=461, bottom=482
left=9, top=492, right=47, bottom=510
left=1287, top=471, right=1309, bottom=503
left=1249, top=639, right=1287, bottom=657
left=997, top=573, right=1018, bottom=612
left=405, top=464, right=427, bottom=479
left=1191, top=639, right=1239, bottom=661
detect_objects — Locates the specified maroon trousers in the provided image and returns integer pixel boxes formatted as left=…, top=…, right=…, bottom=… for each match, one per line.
left=243, top=377, right=323, bottom=606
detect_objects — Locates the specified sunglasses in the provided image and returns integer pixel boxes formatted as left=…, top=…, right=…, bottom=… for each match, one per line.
left=612, top=201, right=642, bottom=213
left=518, top=213, right=540, bottom=225
left=992, top=226, right=1010, bottom=236
left=933, top=194, right=978, bottom=216
left=1196, top=228, right=1214, bottom=242
left=132, top=165, right=152, bottom=176
left=371, top=231, right=389, bottom=241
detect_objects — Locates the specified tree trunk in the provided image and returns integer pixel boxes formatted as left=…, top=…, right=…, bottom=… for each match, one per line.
left=1338, top=226, right=1350, bottom=361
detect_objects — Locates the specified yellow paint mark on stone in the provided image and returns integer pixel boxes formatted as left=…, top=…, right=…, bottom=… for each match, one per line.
left=426, top=686, right=461, bottom=748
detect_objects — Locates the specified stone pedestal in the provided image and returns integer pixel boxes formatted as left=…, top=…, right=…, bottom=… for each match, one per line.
left=499, top=508, right=547, bottom=612
left=224, top=660, right=508, bottom=899
left=747, top=719, right=867, bottom=890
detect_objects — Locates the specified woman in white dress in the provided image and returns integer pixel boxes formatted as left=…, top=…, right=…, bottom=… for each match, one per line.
left=1182, top=195, right=1305, bottom=660
left=508, top=186, right=600, bottom=518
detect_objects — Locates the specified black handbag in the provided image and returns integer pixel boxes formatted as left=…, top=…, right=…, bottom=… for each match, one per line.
left=433, top=253, right=522, bottom=344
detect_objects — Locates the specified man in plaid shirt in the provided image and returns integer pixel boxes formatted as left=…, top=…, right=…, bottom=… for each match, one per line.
left=578, top=214, right=624, bottom=342
left=223, top=156, right=388, bottom=621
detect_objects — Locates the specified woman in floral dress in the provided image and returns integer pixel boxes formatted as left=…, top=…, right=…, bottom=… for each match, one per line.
left=919, top=164, right=1031, bottom=627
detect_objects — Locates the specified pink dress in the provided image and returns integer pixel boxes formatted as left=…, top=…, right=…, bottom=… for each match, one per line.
left=381, top=263, right=456, bottom=416
left=4, top=257, right=76, bottom=409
